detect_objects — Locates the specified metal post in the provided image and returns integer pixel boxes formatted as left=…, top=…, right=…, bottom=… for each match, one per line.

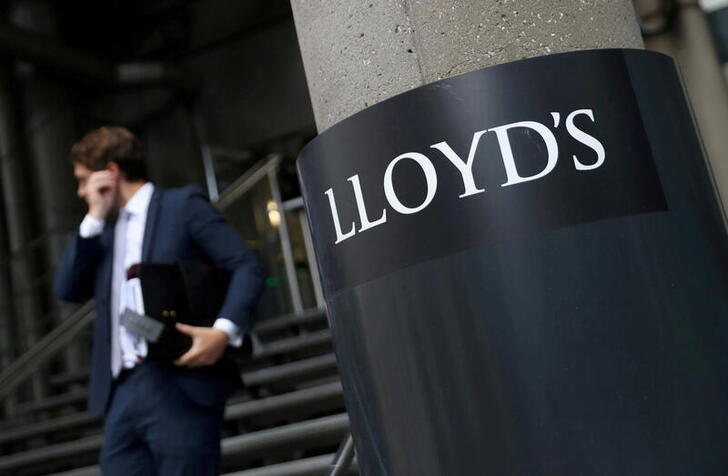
left=298, top=210, right=325, bottom=309
left=268, top=165, right=304, bottom=314
left=327, top=432, right=355, bottom=476
left=190, top=111, right=220, bottom=202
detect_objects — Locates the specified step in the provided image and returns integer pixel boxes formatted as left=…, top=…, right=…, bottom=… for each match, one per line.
left=8, top=352, right=339, bottom=425
left=226, top=453, right=340, bottom=476
left=48, top=328, right=333, bottom=390
left=222, top=413, right=348, bottom=457
left=46, top=466, right=100, bottom=476
left=225, top=454, right=335, bottom=476
left=226, top=382, right=343, bottom=421
left=0, top=395, right=348, bottom=474
left=0, top=412, right=99, bottom=445
left=254, top=308, right=326, bottom=336
left=48, top=452, right=357, bottom=476
left=244, top=353, right=338, bottom=387
left=15, top=389, right=88, bottom=416
left=31, top=414, right=349, bottom=476
left=0, top=433, right=103, bottom=472
left=252, top=329, right=332, bottom=361
left=1, top=382, right=343, bottom=450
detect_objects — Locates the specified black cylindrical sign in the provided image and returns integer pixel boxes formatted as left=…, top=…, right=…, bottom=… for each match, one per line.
left=297, top=49, right=728, bottom=475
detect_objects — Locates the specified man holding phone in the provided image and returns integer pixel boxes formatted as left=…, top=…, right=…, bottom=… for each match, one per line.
left=54, top=126, right=263, bottom=475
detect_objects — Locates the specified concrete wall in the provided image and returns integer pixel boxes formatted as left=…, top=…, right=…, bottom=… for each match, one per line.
left=187, top=17, right=315, bottom=153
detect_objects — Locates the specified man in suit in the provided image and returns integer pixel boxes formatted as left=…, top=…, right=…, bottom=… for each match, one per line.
left=53, top=126, right=264, bottom=475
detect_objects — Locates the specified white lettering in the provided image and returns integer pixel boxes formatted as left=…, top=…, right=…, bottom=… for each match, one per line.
left=324, top=188, right=356, bottom=244
left=566, top=109, right=605, bottom=170
left=430, top=130, right=488, bottom=198
left=490, top=121, right=559, bottom=187
left=347, top=174, right=387, bottom=232
left=384, top=152, right=438, bottom=214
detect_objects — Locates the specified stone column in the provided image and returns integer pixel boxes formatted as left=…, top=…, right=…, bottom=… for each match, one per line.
left=637, top=0, right=728, bottom=214
left=290, top=2, right=728, bottom=476
left=291, top=0, right=643, bottom=132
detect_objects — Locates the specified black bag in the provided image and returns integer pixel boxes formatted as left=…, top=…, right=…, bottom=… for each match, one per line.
left=128, top=261, right=249, bottom=362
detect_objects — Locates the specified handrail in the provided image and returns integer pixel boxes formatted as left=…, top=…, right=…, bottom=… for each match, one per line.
left=214, top=153, right=282, bottom=210
left=327, top=432, right=355, bottom=476
left=0, top=226, right=76, bottom=270
left=0, top=153, right=287, bottom=404
left=0, top=301, right=94, bottom=400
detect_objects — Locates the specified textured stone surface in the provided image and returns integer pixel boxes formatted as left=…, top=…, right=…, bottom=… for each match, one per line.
left=291, top=0, right=643, bottom=131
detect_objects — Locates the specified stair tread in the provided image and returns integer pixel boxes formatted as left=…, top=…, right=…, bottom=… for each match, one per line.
left=15, top=389, right=88, bottom=415
left=222, top=413, right=348, bottom=454
left=0, top=434, right=103, bottom=471
left=48, top=309, right=329, bottom=388
left=254, top=308, right=326, bottom=335
left=244, top=352, right=338, bottom=386
left=0, top=413, right=349, bottom=472
left=48, top=329, right=333, bottom=388
left=47, top=452, right=358, bottom=476
left=252, top=329, right=332, bottom=360
left=45, top=465, right=100, bottom=476
left=7, top=352, right=338, bottom=427
left=0, top=412, right=99, bottom=445
left=226, top=381, right=342, bottom=419
left=224, top=453, right=334, bottom=476
left=1, top=380, right=343, bottom=446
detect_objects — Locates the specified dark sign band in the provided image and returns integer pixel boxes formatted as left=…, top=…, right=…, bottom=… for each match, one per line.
left=298, top=49, right=669, bottom=295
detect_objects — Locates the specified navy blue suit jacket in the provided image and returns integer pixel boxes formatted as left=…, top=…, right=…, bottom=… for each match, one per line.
left=53, top=185, right=264, bottom=417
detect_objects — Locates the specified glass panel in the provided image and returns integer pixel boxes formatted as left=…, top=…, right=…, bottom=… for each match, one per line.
left=284, top=209, right=318, bottom=310
left=220, top=176, right=294, bottom=320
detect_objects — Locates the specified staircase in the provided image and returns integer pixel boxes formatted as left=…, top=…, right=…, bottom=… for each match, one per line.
left=0, top=308, right=357, bottom=475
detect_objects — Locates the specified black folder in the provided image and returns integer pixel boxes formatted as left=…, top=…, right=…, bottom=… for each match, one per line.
left=127, top=261, right=246, bottom=362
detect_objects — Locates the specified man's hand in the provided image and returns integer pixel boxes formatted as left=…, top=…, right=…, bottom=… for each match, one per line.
left=86, top=170, right=117, bottom=220
left=174, top=323, right=229, bottom=368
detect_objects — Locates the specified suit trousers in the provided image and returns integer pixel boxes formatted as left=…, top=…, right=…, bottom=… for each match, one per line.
left=100, top=361, right=224, bottom=476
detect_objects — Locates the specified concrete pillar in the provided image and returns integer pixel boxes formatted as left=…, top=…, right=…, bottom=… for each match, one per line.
left=637, top=0, right=728, bottom=214
left=291, top=2, right=728, bottom=475
left=291, top=0, right=643, bottom=132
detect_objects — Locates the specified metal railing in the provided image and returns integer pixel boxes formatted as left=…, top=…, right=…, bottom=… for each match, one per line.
left=0, top=226, right=75, bottom=271
left=0, top=301, right=94, bottom=400
left=327, top=431, right=356, bottom=475
left=0, top=152, right=315, bottom=405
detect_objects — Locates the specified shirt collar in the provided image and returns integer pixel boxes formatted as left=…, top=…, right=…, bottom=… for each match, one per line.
left=121, top=182, right=155, bottom=217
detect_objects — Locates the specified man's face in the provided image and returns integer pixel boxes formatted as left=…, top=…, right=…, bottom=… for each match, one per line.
left=73, top=163, right=94, bottom=200
left=74, top=162, right=121, bottom=206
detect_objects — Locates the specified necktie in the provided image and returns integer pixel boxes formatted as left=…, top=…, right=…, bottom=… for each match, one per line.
left=110, top=210, right=130, bottom=378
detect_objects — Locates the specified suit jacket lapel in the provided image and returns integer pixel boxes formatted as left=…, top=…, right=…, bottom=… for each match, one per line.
left=142, top=189, right=161, bottom=261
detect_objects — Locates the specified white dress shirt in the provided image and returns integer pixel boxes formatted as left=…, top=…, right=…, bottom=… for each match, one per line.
left=79, top=182, right=242, bottom=377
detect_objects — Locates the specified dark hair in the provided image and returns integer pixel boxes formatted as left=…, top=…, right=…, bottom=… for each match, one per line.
left=70, top=126, right=148, bottom=181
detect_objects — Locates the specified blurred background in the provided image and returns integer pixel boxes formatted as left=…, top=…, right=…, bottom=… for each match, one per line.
left=0, top=0, right=726, bottom=475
